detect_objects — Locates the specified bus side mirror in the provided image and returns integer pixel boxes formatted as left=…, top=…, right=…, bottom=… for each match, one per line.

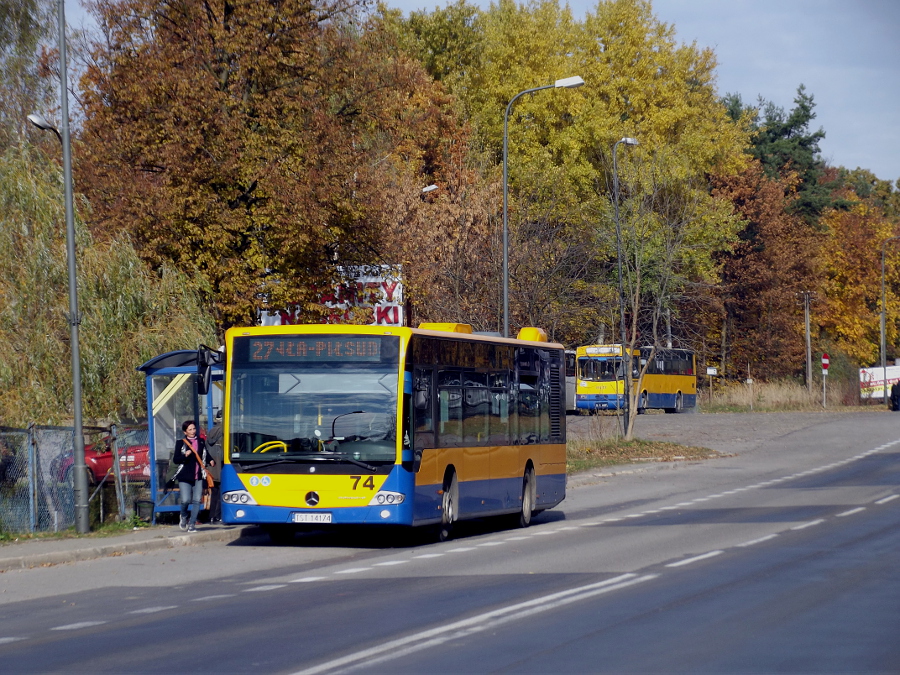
left=197, top=344, right=222, bottom=396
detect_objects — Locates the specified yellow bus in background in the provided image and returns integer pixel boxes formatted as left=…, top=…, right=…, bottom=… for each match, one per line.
left=636, top=347, right=698, bottom=414
left=574, top=344, right=637, bottom=412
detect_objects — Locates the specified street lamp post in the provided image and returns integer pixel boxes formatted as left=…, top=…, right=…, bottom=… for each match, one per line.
left=613, top=137, right=639, bottom=432
left=27, top=0, right=89, bottom=533
left=502, top=75, right=584, bottom=338
left=881, top=236, right=900, bottom=406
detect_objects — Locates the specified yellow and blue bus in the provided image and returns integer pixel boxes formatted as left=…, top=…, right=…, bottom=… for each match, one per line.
left=574, top=344, right=637, bottom=412
left=204, top=323, right=567, bottom=541
left=636, top=347, right=697, bottom=414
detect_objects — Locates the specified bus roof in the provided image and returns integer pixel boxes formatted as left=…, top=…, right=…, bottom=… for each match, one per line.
left=225, top=323, right=564, bottom=350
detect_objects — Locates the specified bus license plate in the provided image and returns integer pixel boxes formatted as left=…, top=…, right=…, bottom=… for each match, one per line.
left=292, top=512, right=332, bottom=524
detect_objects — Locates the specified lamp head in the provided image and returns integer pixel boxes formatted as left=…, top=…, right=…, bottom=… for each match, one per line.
left=421, top=184, right=438, bottom=194
left=554, top=76, right=585, bottom=89
left=27, top=113, right=56, bottom=132
left=620, top=137, right=639, bottom=146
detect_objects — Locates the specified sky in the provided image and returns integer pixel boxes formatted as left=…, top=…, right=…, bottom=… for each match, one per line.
left=64, top=0, right=900, bottom=182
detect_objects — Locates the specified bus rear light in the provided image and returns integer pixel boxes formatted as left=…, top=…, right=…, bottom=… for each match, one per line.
left=370, top=491, right=405, bottom=506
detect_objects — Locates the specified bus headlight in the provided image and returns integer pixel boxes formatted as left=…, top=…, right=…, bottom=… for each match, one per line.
left=369, top=491, right=405, bottom=506
left=223, top=490, right=257, bottom=505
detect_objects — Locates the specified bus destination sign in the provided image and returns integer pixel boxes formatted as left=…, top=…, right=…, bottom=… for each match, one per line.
left=248, top=337, right=382, bottom=363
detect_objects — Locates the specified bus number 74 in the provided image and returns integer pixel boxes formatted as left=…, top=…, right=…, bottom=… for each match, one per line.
left=350, top=476, right=376, bottom=490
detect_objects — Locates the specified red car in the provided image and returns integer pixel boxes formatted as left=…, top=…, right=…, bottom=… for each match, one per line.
left=52, top=428, right=151, bottom=486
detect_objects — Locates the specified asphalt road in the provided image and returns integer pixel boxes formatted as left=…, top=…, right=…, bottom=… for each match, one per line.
left=1, top=410, right=898, bottom=673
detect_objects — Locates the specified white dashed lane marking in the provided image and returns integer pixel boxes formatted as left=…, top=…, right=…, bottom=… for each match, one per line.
left=51, top=621, right=106, bottom=631
left=791, top=519, right=825, bottom=531
left=665, top=551, right=724, bottom=568
left=129, top=606, right=178, bottom=614
left=737, top=534, right=779, bottom=548
left=192, top=594, right=236, bottom=601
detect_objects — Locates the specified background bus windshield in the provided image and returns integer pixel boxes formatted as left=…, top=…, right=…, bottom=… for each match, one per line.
left=229, top=336, right=400, bottom=464
left=578, top=356, right=624, bottom=382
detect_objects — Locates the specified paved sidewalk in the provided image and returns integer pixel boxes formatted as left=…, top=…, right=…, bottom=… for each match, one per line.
left=0, top=522, right=263, bottom=572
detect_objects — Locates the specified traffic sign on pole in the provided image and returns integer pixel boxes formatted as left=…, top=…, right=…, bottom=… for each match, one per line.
left=822, top=352, right=829, bottom=372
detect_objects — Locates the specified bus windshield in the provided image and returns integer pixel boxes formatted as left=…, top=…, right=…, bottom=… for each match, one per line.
left=578, top=356, right=624, bottom=382
left=228, top=335, right=400, bottom=465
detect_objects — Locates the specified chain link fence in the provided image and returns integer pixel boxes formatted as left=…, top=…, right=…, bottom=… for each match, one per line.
left=0, top=424, right=151, bottom=534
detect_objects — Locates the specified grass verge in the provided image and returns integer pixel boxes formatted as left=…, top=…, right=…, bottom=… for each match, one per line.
left=567, top=437, right=721, bottom=474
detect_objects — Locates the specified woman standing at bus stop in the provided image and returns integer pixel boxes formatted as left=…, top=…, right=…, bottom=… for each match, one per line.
left=172, top=420, right=214, bottom=533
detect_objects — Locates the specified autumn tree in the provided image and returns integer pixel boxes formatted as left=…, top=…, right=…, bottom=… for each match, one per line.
left=817, top=181, right=899, bottom=365
left=77, top=0, right=460, bottom=329
left=711, top=160, right=819, bottom=380
left=387, top=0, right=751, bottom=349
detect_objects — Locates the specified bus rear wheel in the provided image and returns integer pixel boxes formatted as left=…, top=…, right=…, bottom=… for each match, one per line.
left=514, top=467, right=535, bottom=529
left=664, top=392, right=683, bottom=414
left=438, top=471, right=458, bottom=542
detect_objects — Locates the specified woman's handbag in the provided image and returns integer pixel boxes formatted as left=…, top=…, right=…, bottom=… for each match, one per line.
left=189, top=446, right=215, bottom=509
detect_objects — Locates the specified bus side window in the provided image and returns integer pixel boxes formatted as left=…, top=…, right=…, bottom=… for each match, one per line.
left=412, top=368, right=435, bottom=471
left=438, top=370, right=462, bottom=446
left=414, top=369, right=434, bottom=433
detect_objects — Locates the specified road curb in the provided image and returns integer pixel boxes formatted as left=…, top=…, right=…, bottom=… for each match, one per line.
left=0, top=525, right=263, bottom=572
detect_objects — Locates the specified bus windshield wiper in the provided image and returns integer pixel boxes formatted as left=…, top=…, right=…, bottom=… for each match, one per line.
left=316, top=453, right=378, bottom=472
left=241, top=455, right=378, bottom=472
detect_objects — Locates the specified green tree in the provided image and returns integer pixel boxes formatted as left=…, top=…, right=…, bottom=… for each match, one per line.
left=0, top=0, right=56, bottom=147
left=726, top=85, right=840, bottom=226
left=0, top=143, right=215, bottom=425
left=379, top=0, right=483, bottom=91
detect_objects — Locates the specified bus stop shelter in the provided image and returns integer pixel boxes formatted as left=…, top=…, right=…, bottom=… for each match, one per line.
left=136, top=350, right=223, bottom=522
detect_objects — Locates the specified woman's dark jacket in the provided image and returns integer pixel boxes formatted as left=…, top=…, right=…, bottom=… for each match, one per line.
left=172, top=438, right=211, bottom=485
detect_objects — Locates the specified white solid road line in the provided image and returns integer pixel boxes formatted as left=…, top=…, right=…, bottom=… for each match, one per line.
left=292, top=573, right=657, bottom=675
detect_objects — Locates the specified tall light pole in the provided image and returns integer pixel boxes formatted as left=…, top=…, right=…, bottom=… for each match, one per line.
left=502, top=75, right=584, bottom=337
left=27, top=0, right=89, bottom=533
left=881, top=236, right=900, bottom=406
left=613, top=137, right=639, bottom=432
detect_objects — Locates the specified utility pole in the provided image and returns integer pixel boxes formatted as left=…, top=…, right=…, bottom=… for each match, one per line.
left=798, top=291, right=815, bottom=394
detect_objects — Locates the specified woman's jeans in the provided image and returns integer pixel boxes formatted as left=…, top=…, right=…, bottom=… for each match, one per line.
left=178, top=481, right=203, bottom=527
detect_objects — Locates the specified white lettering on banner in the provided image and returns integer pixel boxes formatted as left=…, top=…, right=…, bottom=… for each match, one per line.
left=258, top=266, right=404, bottom=327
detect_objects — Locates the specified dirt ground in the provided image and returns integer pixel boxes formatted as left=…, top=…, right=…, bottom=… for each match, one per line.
left=565, top=407, right=884, bottom=457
